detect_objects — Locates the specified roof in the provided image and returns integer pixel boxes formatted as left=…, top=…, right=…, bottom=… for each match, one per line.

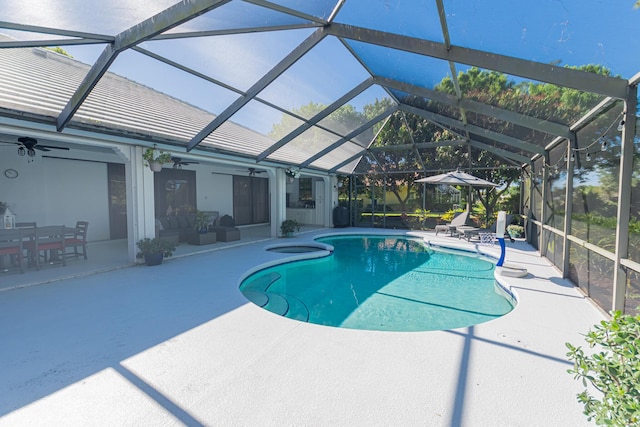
left=0, top=1, right=638, bottom=174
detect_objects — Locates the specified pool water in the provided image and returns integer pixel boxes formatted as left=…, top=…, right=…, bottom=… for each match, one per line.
left=240, top=235, right=514, bottom=332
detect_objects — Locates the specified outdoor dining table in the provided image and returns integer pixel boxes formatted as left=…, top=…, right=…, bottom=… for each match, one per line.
left=0, top=228, right=26, bottom=273
left=0, top=225, right=69, bottom=272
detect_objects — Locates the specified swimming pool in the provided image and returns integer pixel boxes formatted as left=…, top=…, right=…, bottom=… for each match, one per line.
left=240, top=235, right=515, bottom=332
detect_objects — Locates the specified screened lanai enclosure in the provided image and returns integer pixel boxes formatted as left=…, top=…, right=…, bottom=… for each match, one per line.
left=0, top=0, right=639, bottom=316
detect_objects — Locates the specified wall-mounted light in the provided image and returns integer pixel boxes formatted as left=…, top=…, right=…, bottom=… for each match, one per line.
left=617, top=119, right=625, bottom=132
left=586, top=152, right=592, bottom=162
left=601, top=139, right=608, bottom=151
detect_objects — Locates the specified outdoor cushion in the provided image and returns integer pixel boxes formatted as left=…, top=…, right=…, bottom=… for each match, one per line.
left=219, top=215, right=235, bottom=227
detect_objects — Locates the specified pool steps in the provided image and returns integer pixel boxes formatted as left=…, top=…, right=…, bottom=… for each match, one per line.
left=241, top=273, right=310, bottom=322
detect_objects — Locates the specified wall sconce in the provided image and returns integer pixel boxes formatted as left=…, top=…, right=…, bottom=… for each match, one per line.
left=601, top=139, right=608, bottom=151
left=586, top=152, right=591, bottom=162
left=617, top=119, right=625, bottom=132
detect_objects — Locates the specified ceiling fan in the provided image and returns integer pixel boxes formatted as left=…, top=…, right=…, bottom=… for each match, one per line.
left=240, top=167, right=267, bottom=177
left=171, top=157, right=199, bottom=169
left=0, top=136, right=69, bottom=158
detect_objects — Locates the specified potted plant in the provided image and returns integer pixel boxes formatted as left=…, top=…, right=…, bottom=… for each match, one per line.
left=285, top=167, right=300, bottom=183
left=142, top=146, right=172, bottom=172
left=280, top=219, right=301, bottom=237
left=136, top=237, right=176, bottom=266
left=194, top=210, right=210, bottom=234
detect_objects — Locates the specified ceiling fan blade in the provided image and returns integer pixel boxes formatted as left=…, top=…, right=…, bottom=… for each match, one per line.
left=39, top=145, right=69, bottom=150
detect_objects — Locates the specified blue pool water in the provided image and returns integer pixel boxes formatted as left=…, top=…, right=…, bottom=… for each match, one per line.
left=240, top=235, right=515, bottom=332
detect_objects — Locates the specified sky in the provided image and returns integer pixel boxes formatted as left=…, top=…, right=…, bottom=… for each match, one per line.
left=0, top=0, right=638, bottom=136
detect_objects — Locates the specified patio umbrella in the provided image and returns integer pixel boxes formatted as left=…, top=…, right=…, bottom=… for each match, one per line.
left=416, top=169, right=499, bottom=213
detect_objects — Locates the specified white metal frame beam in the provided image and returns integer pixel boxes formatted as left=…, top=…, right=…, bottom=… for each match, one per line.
left=612, top=86, right=638, bottom=311
left=187, top=27, right=328, bottom=151
left=56, top=0, right=232, bottom=132
left=328, top=23, right=629, bottom=99
left=376, top=77, right=570, bottom=138
left=256, top=77, right=374, bottom=161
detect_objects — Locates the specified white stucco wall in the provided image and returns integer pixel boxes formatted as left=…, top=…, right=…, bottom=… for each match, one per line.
left=44, top=158, right=110, bottom=241
left=1, top=154, right=113, bottom=241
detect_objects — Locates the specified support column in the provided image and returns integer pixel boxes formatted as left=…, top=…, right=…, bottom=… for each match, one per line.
left=526, top=164, right=535, bottom=243
left=563, top=134, right=576, bottom=277
left=273, top=168, right=287, bottom=237
left=125, top=146, right=156, bottom=263
left=612, top=87, right=638, bottom=312
left=325, top=175, right=336, bottom=228
left=539, top=153, right=550, bottom=256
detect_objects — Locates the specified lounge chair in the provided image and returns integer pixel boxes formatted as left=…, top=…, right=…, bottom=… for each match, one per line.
left=434, top=212, right=470, bottom=236
left=457, top=215, right=515, bottom=242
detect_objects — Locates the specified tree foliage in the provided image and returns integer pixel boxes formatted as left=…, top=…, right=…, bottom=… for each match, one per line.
left=267, top=63, right=624, bottom=221
left=45, top=46, right=73, bottom=58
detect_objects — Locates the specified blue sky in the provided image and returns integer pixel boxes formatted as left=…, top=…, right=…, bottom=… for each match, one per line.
left=1, top=0, right=638, bottom=136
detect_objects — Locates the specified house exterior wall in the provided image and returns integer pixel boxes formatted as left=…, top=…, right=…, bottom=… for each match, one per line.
left=0, top=154, right=113, bottom=241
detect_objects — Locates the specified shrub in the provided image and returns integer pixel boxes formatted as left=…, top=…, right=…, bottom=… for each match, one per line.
left=566, top=310, right=640, bottom=426
left=280, top=219, right=301, bottom=236
left=441, top=209, right=464, bottom=223
left=136, top=237, right=176, bottom=258
left=507, top=224, right=525, bottom=238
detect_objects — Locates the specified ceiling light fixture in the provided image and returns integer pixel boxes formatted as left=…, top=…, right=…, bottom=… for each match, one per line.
left=17, top=146, right=25, bottom=156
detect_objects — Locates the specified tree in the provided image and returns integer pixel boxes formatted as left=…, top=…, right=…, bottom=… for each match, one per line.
left=267, top=64, right=625, bottom=224
left=269, top=102, right=369, bottom=156
left=45, top=46, right=73, bottom=58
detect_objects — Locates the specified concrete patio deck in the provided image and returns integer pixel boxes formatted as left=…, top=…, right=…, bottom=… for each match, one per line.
left=0, top=228, right=605, bottom=426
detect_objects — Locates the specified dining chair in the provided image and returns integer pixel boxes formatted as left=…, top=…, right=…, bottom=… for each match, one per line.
left=0, top=229, right=24, bottom=273
left=23, top=225, right=66, bottom=270
left=65, top=221, right=88, bottom=260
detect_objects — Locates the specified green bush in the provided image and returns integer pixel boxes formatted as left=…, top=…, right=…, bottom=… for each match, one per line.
left=136, top=237, right=176, bottom=258
left=566, top=310, right=640, bottom=426
left=441, top=209, right=464, bottom=223
left=507, top=224, right=525, bottom=238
